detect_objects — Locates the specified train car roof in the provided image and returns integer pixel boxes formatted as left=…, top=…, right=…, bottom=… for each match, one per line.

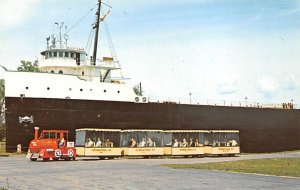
left=121, top=129, right=163, bottom=132
left=76, top=128, right=121, bottom=132
left=164, top=130, right=207, bottom=133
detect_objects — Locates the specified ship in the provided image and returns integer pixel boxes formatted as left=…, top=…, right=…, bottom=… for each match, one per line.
left=1, top=0, right=300, bottom=153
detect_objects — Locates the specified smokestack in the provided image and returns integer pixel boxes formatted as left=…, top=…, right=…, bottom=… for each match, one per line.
left=34, top=127, right=39, bottom=140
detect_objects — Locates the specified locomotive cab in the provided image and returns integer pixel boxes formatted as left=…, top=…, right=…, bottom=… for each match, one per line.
left=27, top=127, right=76, bottom=161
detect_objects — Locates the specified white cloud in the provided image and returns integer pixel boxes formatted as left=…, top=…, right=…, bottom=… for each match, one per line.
left=0, top=0, right=39, bottom=28
left=217, top=74, right=239, bottom=95
left=283, top=74, right=298, bottom=90
left=258, top=75, right=279, bottom=98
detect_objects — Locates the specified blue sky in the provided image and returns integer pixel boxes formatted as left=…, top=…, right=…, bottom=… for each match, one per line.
left=0, top=0, right=300, bottom=106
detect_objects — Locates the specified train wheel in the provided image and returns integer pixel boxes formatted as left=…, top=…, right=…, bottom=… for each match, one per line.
left=30, top=158, right=37, bottom=161
left=53, top=158, right=59, bottom=161
left=107, top=156, right=114, bottom=160
left=43, top=158, right=50, bottom=161
left=99, top=156, right=105, bottom=160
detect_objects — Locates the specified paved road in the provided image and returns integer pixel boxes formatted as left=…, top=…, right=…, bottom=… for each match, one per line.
left=0, top=153, right=299, bottom=190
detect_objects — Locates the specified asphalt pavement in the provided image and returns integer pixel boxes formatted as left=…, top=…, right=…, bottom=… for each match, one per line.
left=0, top=152, right=299, bottom=190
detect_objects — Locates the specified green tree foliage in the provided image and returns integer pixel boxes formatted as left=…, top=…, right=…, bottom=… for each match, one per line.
left=17, top=60, right=39, bottom=72
left=133, top=83, right=143, bottom=96
left=0, top=80, right=3, bottom=100
left=0, top=79, right=4, bottom=141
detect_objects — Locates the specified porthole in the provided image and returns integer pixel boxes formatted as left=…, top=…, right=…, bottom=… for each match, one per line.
left=90, top=89, right=93, bottom=91
left=47, top=87, right=50, bottom=90
left=117, top=90, right=120, bottom=93
left=25, top=87, right=29, bottom=90
left=69, top=88, right=72, bottom=91
left=51, top=70, right=54, bottom=73
left=59, top=70, right=63, bottom=74
left=80, top=88, right=83, bottom=92
left=104, top=90, right=106, bottom=93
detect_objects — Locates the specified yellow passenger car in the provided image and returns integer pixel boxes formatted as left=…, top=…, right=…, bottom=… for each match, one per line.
left=75, top=128, right=122, bottom=159
left=204, top=130, right=240, bottom=156
left=163, top=130, right=206, bottom=157
left=121, top=129, right=164, bottom=157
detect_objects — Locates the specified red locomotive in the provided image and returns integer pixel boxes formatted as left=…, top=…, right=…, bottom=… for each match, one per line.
left=26, top=127, right=76, bottom=161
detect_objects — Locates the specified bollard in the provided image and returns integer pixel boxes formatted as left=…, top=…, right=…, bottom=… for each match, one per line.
left=17, top=144, right=22, bottom=153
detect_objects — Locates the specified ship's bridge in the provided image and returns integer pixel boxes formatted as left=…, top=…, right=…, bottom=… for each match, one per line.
left=40, top=48, right=87, bottom=68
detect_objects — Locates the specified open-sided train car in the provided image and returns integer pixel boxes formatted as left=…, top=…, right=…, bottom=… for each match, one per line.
left=163, top=130, right=206, bottom=157
left=204, top=130, right=240, bottom=156
left=75, top=128, right=122, bottom=159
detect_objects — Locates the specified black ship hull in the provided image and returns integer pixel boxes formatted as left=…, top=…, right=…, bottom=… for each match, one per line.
left=5, top=97, right=300, bottom=153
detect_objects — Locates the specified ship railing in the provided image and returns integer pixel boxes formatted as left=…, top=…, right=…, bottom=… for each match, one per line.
left=147, top=96, right=298, bottom=109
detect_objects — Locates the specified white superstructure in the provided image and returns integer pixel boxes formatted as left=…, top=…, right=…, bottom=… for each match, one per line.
left=1, top=1, right=148, bottom=104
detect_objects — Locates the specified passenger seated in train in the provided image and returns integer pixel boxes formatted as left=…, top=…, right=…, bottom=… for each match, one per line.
left=194, top=139, right=202, bottom=147
left=58, top=137, right=65, bottom=147
left=181, top=138, right=188, bottom=147
left=130, top=138, right=137, bottom=147
left=189, top=138, right=195, bottom=147
left=85, top=138, right=94, bottom=147
left=104, top=139, right=113, bottom=147
left=138, top=138, right=146, bottom=147
left=227, top=140, right=238, bottom=146
left=95, top=138, right=102, bottom=147
left=213, top=140, right=220, bottom=147
left=146, top=138, right=155, bottom=147
left=172, top=139, right=179, bottom=147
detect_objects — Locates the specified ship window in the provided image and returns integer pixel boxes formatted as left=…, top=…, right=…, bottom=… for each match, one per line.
left=69, top=88, right=72, bottom=91
left=26, top=87, right=29, bottom=90
left=47, top=87, right=50, bottom=90
left=51, top=70, right=54, bottom=73
left=65, top=52, right=69, bottom=57
left=90, top=89, right=93, bottom=91
left=59, top=52, right=63, bottom=57
left=59, top=70, right=63, bottom=74
left=70, top=52, right=74, bottom=58
left=117, top=90, right=120, bottom=93
left=104, top=90, right=106, bottom=93
left=82, top=71, right=84, bottom=76
left=45, top=52, right=48, bottom=59
left=54, top=52, right=57, bottom=57
left=49, top=52, right=52, bottom=57
left=80, top=88, right=83, bottom=91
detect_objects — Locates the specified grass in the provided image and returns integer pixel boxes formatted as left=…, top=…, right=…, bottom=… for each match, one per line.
left=162, top=158, right=300, bottom=178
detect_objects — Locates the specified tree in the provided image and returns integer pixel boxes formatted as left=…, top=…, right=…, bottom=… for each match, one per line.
left=0, top=80, right=4, bottom=141
left=17, top=60, right=40, bottom=72
left=0, top=80, right=3, bottom=100
left=133, top=83, right=143, bottom=96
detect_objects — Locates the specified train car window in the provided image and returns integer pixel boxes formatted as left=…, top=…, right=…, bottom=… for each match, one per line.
left=163, top=133, right=172, bottom=146
left=75, top=130, right=86, bottom=147
left=226, top=132, right=239, bottom=146
left=204, top=132, right=212, bottom=146
left=121, top=132, right=129, bottom=147
left=147, top=132, right=162, bottom=147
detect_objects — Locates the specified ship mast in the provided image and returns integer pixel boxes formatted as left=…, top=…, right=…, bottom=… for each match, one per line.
left=92, top=0, right=102, bottom=65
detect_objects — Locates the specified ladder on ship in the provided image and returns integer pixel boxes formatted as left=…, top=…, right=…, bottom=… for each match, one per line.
left=103, top=20, right=118, bottom=63
left=86, top=20, right=96, bottom=56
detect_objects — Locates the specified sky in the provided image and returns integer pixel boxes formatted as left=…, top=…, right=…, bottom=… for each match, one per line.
left=0, top=0, right=300, bottom=107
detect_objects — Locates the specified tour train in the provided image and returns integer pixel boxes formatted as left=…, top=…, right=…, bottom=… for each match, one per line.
left=75, top=129, right=240, bottom=159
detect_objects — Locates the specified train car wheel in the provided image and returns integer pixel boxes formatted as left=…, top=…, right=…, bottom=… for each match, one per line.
left=53, top=158, right=59, bottom=161
left=43, top=158, right=50, bottom=161
left=30, top=158, right=37, bottom=161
